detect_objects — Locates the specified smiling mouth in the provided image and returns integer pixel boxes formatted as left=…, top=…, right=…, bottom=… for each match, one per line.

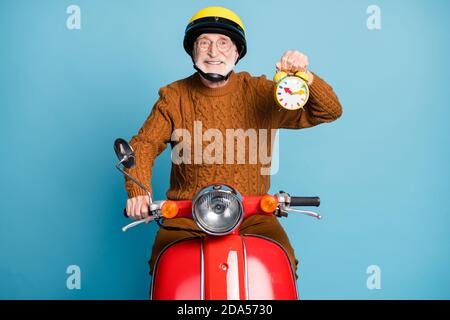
left=205, top=61, right=224, bottom=65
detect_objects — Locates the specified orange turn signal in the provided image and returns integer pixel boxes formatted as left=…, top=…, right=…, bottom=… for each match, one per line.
left=260, top=195, right=278, bottom=213
left=161, top=200, right=179, bottom=218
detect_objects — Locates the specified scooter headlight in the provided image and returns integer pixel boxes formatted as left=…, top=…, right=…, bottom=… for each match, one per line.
left=192, top=184, right=243, bottom=236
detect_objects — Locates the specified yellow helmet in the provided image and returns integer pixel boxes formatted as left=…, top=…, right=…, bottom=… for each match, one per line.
left=183, top=6, right=247, bottom=63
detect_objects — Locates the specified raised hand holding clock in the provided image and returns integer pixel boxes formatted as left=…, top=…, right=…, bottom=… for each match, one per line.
left=273, top=50, right=314, bottom=111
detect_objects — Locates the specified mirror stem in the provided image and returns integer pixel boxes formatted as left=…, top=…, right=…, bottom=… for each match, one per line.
left=116, top=160, right=153, bottom=204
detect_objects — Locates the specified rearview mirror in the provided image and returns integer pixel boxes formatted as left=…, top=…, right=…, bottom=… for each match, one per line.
left=114, top=138, right=135, bottom=169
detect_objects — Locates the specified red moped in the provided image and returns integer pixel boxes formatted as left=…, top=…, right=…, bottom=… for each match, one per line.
left=114, top=138, right=321, bottom=300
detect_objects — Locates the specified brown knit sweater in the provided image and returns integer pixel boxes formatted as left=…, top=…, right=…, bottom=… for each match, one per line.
left=125, top=71, right=342, bottom=200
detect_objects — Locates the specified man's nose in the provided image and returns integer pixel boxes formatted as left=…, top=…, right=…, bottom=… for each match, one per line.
left=207, top=43, right=218, bottom=57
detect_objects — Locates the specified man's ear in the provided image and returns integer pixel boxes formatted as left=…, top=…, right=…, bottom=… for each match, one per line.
left=191, top=43, right=198, bottom=63
left=234, top=49, right=239, bottom=63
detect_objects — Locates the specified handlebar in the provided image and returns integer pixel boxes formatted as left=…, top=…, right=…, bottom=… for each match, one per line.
left=290, top=196, right=320, bottom=207
left=122, top=196, right=321, bottom=219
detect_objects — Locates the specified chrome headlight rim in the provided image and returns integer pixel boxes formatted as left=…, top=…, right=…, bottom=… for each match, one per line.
left=192, top=184, right=244, bottom=236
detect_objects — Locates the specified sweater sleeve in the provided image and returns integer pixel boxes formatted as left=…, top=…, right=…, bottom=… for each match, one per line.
left=124, top=87, right=174, bottom=198
left=255, top=72, right=343, bottom=129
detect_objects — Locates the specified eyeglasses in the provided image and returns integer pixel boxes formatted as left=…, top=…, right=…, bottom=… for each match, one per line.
left=195, top=37, right=233, bottom=53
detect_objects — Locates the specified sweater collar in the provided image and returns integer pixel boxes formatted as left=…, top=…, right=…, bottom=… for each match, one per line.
left=191, top=70, right=238, bottom=97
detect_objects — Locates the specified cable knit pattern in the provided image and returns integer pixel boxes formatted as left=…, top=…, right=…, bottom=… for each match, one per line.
left=125, top=71, right=342, bottom=200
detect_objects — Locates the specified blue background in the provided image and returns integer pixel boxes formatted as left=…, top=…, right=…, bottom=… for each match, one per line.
left=1, top=0, right=449, bottom=299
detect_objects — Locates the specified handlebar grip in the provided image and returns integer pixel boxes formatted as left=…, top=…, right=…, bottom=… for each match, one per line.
left=290, top=197, right=320, bottom=207
left=123, top=208, right=128, bottom=218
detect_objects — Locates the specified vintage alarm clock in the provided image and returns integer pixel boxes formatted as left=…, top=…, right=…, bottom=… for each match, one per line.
left=273, top=70, right=310, bottom=110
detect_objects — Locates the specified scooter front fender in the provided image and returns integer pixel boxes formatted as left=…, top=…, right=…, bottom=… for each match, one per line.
left=151, top=235, right=298, bottom=300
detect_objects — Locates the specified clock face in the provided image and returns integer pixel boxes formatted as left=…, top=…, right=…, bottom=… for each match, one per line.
left=275, top=76, right=309, bottom=110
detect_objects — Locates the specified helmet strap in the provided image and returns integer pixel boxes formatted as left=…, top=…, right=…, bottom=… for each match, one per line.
left=193, top=64, right=232, bottom=83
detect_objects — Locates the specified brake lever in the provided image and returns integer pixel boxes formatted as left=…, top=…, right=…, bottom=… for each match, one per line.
left=122, top=215, right=158, bottom=232
left=285, top=207, right=322, bottom=220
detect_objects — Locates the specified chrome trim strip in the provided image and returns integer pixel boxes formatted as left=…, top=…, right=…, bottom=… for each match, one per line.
left=200, top=238, right=205, bottom=300
left=241, top=236, right=249, bottom=300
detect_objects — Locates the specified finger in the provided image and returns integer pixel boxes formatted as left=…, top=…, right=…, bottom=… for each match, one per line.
left=138, top=196, right=148, bottom=219
left=287, top=51, right=297, bottom=69
left=132, top=198, right=141, bottom=220
left=288, top=52, right=305, bottom=71
left=135, top=198, right=143, bottom=220
left=275, top=62, right=282, bottom=71
left=298, top=57, right=308, bottom=71
left=281, top=55, right=289, bottom=71
left=141, top=200, right=149, bottom=219
left=130, top=198, right=137, bottom=220
left=298, top=54, right=309, bottom=71
left=291, top=57, right=303, bottom=72
left=286, top=58, right=293, bottom=71
left=126, top=199, right=132, bottom=217
left=280, top=51, right=291, bottom=70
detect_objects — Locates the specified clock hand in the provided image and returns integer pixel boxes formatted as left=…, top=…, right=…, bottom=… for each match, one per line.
left=284, top=87, right=293, bottom=94
left=292, top=89, right=306, bottom=95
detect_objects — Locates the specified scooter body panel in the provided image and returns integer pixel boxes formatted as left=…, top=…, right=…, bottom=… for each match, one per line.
left=151, top=234, right=298, bottom=300
left=151, top=238, right=202, bottom=300
left=243, top=235, right=298, bottom=300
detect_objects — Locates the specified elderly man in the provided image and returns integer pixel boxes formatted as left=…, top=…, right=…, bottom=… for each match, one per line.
left=124, top=6, right=342, bottom=277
